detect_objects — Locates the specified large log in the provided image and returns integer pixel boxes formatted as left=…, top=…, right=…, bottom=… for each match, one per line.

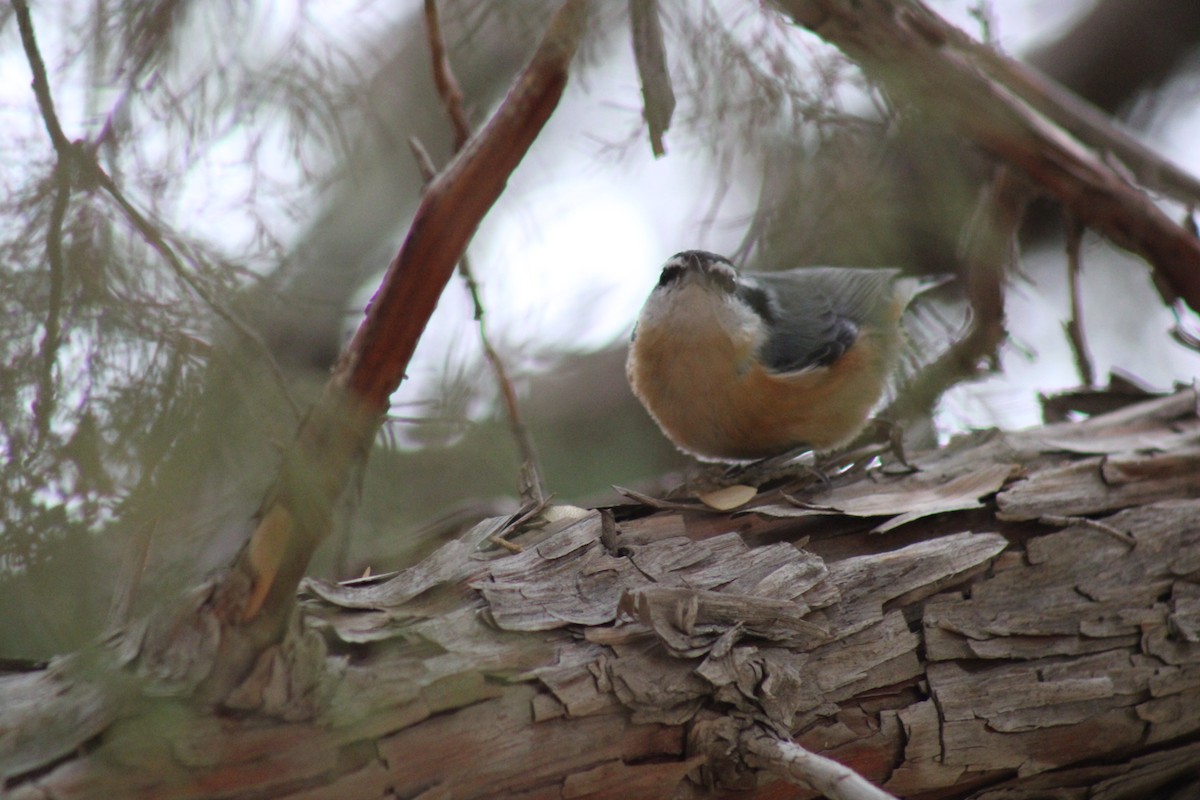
left=3, top=389, right=1198, bottom=798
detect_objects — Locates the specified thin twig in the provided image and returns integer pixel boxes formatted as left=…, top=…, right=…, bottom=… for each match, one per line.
left=423, top=0, right=471, bottom=151
left=34, top=173, right=70, bottom=448
left=1063, top=215, right=1096, bottom=387
left=966, top=0, right=996, bottom=46
left=92, top=169, right=301, bottom=420
left=13, top=1, right=71, bottom=153
left=486, top=495, right=555, bottom=553
left=420, top=0, right=548, bottom=506
left=16, top=1, right=72, bottom=447
left=461, top=251, right=548, bottom=505
left=408, top=136, right=548, bottom=507
left=13, top=0, right=299, bottom=422
left=1039, top=514, right=1135, bottom=548
left=742, top=730, right=899, bottom=800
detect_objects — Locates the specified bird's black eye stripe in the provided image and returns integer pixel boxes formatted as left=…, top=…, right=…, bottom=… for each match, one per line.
left=658, top=263, right=685, bottom=287
left=737, top=282, right=774, bottom=323
left=710, top=267, right=737, bottom=294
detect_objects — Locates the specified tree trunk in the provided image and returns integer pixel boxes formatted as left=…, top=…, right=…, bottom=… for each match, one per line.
left=3, top=389, right=1199, bottom=799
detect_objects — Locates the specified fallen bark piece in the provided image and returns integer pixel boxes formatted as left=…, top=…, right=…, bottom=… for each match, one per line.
left=796, top=463, right=1017, bottom=532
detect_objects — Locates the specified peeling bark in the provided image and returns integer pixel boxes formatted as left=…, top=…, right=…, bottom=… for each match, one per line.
left=4, top=390, right=1199, bottom=798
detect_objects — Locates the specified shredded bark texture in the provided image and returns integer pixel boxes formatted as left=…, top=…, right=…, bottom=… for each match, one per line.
left=4, top=389, right=1199, bottom=799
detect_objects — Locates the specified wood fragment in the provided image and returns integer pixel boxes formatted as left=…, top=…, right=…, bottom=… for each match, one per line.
left=613, top=485, right=711, bottom=512
left=303, top=515, right=506, bottom=610
left=997, top=450, right=1200, bottom=519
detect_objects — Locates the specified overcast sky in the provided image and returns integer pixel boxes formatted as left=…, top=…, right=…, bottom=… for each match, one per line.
left=5, top=0, right=1198, bottom=438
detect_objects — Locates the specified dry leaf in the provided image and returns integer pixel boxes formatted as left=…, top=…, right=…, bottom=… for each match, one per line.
left=698, top=484, right=758, bottom=511
left=541, top=504, right=591, bottom=524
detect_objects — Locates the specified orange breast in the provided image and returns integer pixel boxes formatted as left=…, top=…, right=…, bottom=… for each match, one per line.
left=628, top=323, right=896, bottom=461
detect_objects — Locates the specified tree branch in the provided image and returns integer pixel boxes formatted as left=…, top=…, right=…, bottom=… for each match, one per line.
left=419, top=0, right=548, bottom=508
left=773, top=0, right=1200, bottom=314
left=334, top=2, right=586, bottom=407
left=195, top=1, right=588, bottom=696
left=8, top=391, right=1200, bottom=797
left=980, top=35, right=1200, bottom=208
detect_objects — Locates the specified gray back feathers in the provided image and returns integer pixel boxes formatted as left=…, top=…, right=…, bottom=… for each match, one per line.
left=738, top=267, right=902, bottom=374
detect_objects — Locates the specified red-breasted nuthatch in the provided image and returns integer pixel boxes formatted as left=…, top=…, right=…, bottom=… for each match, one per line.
left=627, top=250, right=926, bottom=462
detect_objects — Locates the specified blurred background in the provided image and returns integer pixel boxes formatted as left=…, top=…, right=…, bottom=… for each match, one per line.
left=2, top=0, right=1199, bottom=659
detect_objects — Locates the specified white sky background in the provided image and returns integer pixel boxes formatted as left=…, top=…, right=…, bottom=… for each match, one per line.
left=6, top=0, right=1199, bottom=440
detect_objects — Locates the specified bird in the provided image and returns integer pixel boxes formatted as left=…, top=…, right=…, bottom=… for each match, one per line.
left=626, top=250, right=930, bottom=462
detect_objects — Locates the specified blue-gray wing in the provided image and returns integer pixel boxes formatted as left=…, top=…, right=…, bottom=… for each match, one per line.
left=737, top=267, right=901, bottom=374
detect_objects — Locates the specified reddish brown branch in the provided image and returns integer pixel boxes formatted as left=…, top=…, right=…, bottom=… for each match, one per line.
left=980, top=49, right=1200, bottom=208
left=773, top=0, right=1200, bottom=315
left=409, top=136, right=547, bottom=505
left=336, top=3, right=585, bottom=407
left=221, top=1, right=586, bottom=655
